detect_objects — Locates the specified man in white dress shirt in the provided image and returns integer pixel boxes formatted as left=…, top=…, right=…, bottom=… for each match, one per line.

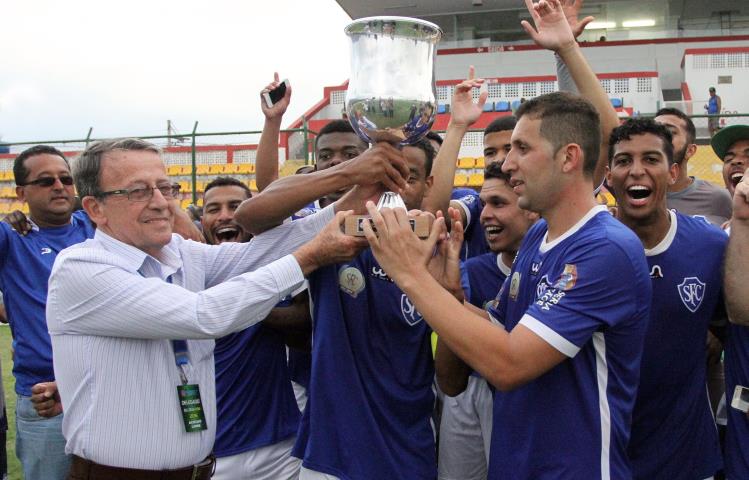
left=45, top=138, right=390, bottom=480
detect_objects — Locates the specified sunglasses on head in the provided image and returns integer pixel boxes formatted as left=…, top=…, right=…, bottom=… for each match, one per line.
left=22, top=176, right=74, bottom=187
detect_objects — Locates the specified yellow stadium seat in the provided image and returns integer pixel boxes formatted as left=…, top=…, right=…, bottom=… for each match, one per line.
left=454, top=173, right=468, bottom=187
left=209, top=164, right=224, bottom=175
left=1, top=171, right=12, bottom=181
left=249, top=179, right=258, bottom=191
left=196, top=181, right=206, bottom=193
left=236, top=164, right=252, bottom=175
left=475, top=157, right=485, bottom=168
left=180, top=199, right=191, bottom=210
left=196, top=197, right=203, bottom=207
left=468, top=173, right=484, bottom=186
left=224, top=164, right=239, bottom=174
left=196, top=164, right=210, bottom=176
left=178, top=181, right=190, bottom=192
left=458, top=157, right=475, bottom=169
left=167, top=165, right=182, bottom=176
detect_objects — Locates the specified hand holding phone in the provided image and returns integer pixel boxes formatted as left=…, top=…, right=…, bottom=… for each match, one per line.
left=261, top=72, right=291, bottom=117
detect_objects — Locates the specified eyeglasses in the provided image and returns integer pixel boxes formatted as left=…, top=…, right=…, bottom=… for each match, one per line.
left=22, top=175, right=74, bottom=187
left=96, top=183, right=181, bottom=202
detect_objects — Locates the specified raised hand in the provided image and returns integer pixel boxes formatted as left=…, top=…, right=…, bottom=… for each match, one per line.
left=521, top=0, right=577, bottom=53
left=260, top=72, right=292, bottom=120
left=560, top=0, right=595, bottom=38
left=427, top=208, right=465, bottom=300
left=449, top=66, right=488, bottom=129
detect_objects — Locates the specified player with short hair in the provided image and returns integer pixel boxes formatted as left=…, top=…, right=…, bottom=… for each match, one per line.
left=606, top=118, right=725, bottom=479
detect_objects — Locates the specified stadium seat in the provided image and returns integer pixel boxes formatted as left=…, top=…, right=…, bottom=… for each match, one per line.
left=180, top=199, right=191, bottom=210
left=475, top=157, right=485, bottom=168
left=196, top=164, right=210, bottom=176
left=437, top=104, right=447, bottom=114
left=610, top=98, right=623, bottom=108
left=454, top=173, right=468, bottom=187
left=495, top=101, right=511, bottom=112
left=511, top=100, right=521, bottom=111
left=249, top=179, right=258, bottom=191
left=236, top=163, right=253, bottom=175
left=208, top=164, right=224, bottom=175
left=167, top=165, right=182, bottom=176
left=196, top=181, right=206, bottom=193
left=458, top=157, right=475, bottom=169
left=482, top=102, right=494, bottom=112
left=468, top=173, right=484, bottom=187
left=224, top=163, right=239, bottom=174
left=179, top=180, right=190, bottom=192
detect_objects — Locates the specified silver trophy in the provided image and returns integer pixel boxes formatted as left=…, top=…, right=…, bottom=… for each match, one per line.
left=343, top=16, right=442, bottom=237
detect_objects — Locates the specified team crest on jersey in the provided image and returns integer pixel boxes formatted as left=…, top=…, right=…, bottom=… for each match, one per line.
left=678, top=276, right=706, bottom=313
left=553, top=264, right=578, bottom=291
left=400, top=294, right=424, bottom=326
left=509, top=272, right=521, bottom=300
left=460, top=195, right=476, bottom=205
left=339, top=266, right=365, bottom=298
left=649, top=265, right=664, bottom=279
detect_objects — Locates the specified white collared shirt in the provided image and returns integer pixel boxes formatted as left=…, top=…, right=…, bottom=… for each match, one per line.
left=46, top=205, right=334, bottom=470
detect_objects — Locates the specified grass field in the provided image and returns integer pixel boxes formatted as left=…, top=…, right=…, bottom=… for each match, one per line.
left=0, top=325, right=22, bottom=479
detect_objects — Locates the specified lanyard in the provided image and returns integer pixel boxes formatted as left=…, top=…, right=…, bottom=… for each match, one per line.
left=163, top=275, right=191, bottom=385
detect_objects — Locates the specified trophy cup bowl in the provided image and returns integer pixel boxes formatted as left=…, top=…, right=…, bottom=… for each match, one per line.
left=343, top=16, right=442, bottom=238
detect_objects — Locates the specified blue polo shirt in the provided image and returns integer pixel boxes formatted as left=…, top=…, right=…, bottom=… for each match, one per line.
left=0, top=211, right=95, bottom=395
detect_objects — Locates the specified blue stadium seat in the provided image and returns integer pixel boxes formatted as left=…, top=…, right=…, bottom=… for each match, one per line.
left=495, top=101, right=511, bottom=112
left=482, top=102, right=494, bottom=112
left=610, top=98, right=623, bottom=108
left=437, top=104, right=447, bottom=114
left=511, top=100, right=521, bottom=111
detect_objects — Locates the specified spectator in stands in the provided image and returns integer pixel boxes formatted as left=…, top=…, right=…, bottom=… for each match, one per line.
left=236, top=140, right=438, bottom=480
left=47, top=138, right=367, bottom=479
left=607, top=118, right=724, bottom=479
left=0, top=145, right=95, bottom=479
left=706, top=87, right=722, bottom=137
left=713, top=124, right=749, bottom=199
left=202, top=176, right=308, bottom=479
left=655, top=107, right=733, bottom=226
left=362, top=3, right=651, bottom=477
left=436, top=161, right=537, bottom=480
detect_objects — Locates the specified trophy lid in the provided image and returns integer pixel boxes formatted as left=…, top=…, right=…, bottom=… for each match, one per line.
left=345, top=16, right=442, bottom=42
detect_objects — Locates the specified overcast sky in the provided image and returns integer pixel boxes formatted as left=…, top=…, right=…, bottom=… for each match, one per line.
left=0, top=0, right=352, bottom=145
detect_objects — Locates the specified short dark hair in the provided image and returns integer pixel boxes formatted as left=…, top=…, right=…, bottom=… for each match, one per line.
left=608, top=118, right=674, bottom=165
left=484, top=116, right=517, bottom=135
left=74, top=138, right=160, bottom=198
left=655, top=107, right=696, bottom=145
left=204, top=176, right=252, bottom=199
left=405, top=138, right=436, bottom=177
left=709, top=87, right=716, bottom=92
left=516, top=92, right=600, bottom=177
left=425, top=130, right=443, bottom=146
left=314, top=120, right=360, bottom=152
left=484, top=160, right=511, bottom=183
left=13, top=145, right=69, bottom=186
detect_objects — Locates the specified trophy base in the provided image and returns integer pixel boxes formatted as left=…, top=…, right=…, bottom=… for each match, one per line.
left=344, top=214, right=432, bottom=238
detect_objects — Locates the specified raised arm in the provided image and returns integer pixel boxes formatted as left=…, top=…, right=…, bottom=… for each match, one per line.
left=524, top=0, right=618, bottom=186
left=421, top=68, right=486, bottom=219
left=235, top=144, right=409, bottom=235
left=725, top=170, right=749, bottom=325
left=256, top=73, right=292, bottom=192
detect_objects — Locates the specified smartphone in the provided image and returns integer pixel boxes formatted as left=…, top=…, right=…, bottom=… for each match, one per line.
left=263, top=80, right=289, bottom=108
left=731, top=385, right=749, bottom=413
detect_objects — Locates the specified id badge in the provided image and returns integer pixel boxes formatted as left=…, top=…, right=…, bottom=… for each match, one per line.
left=177, top=384, right=207, bottom=432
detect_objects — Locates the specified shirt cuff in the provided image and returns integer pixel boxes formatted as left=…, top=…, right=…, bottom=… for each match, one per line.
left=519, top=313, right=580, bottom=357
left=266, top=254, right=306, bottom=299
left=310, top=203, right=336, bottom=231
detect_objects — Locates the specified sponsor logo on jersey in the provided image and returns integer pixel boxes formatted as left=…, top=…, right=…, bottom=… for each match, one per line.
left=339, top=265, right=365, bottom=298
left=509, top=271, right=521, bottom=300
left=678, top=276, right=706, bottom=313
left=459, top=195, right=476, bottom=205
left=530, top=261, right=541, bottom=276
left=535, top=274, right=567, bottom=311
left=41, top=247, right=52, bottom=255
left=649, top=265, right=663, bottom=279
left=400, top=294, right=424, bottom=326
left=370, top=266, right=394, bottom=282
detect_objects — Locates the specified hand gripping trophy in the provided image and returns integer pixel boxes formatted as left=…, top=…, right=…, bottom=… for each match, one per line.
left=343, top=16, right=442, bottom=237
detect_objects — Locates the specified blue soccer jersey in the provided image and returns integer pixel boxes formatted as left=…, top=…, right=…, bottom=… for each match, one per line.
left=726, top=325, right=749, bottom=479
left=486, top=205, right=651, bottom=479
left=452, top=188, right=489, bottom=260
left=0, top=211, right=95, bottom=395
left=294, top=249, right=436, bottom=480
left=462, top=252, right=511, bottom=310
left=214, top=323, right=301, bottom=457
left=628, top=211, right=724, bottom=479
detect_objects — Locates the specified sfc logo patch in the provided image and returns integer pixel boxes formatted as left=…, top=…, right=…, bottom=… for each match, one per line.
left=678, top=277, right=705, bottom=313
left=400, top=294, right=424, bottom=326
left=339, top=266, right=365, bottom=298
